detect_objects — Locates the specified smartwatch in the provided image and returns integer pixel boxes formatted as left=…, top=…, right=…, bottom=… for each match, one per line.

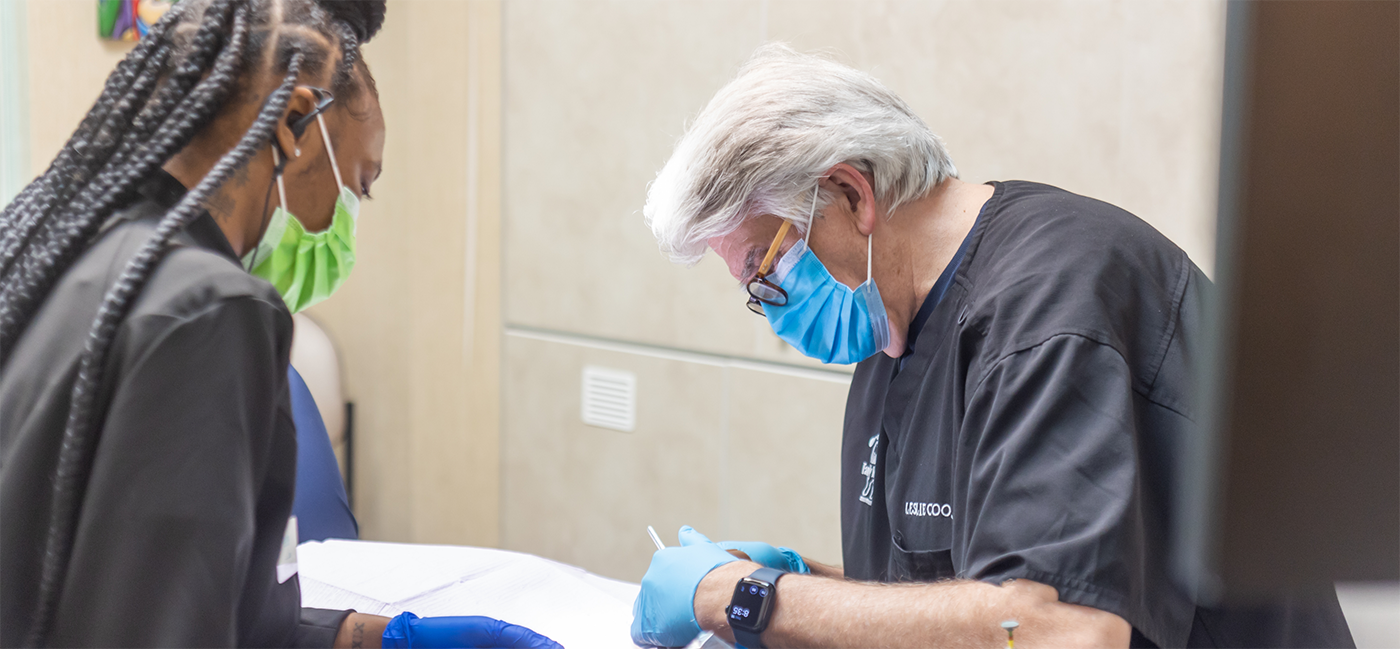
left=725, top=566, right=784, bottom=649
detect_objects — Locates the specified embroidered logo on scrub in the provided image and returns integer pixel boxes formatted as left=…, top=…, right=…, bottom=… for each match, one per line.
left=905, top=501, right=953, bottom=518
left=859, top=434, right=879, bottom=506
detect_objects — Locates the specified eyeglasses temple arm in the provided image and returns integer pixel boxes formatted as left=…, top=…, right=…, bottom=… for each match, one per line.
left=757, top=220, right=792, bottom=276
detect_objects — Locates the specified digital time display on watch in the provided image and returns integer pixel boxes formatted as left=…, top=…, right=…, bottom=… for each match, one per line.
left=726, top=577, right=774, bottom=631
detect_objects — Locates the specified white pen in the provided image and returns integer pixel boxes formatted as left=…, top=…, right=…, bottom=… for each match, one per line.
left=647, top=525, right=665, bottom=550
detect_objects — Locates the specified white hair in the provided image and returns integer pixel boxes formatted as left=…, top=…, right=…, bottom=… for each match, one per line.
left=644, top=43, right=957, bottom=265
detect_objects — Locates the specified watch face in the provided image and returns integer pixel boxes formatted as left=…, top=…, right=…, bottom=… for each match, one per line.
left=727, top=578, right=774, bottom=632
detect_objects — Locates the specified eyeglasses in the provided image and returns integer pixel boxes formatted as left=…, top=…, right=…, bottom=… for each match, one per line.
left=745, top=220, right=793, bottom=316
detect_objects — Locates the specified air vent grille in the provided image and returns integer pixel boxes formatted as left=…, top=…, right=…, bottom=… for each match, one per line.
left=581, top=366, right=636, bottom=432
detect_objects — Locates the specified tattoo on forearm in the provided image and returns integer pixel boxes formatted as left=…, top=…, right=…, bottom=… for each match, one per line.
left=351, top=621, right=364, bottom=648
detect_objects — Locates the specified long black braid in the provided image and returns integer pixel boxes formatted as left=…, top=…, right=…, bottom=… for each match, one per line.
left=0, top=0, right=385, bottom=644
left=1, top=4, right=238, bottom=315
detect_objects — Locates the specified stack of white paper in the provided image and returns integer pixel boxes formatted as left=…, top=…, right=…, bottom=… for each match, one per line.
left=298, top=539, right=641, bottom=649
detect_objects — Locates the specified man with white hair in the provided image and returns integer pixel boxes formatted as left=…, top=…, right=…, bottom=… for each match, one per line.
left=630, top=45, right=1353, bottom=649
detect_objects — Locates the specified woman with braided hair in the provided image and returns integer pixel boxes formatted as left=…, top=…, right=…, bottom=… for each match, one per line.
left=0, top=0, right=559, bottom=647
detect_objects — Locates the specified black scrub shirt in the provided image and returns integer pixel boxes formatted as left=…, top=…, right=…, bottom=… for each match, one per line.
left=841, top=181, right=1354, bottom=648
left=0, top=171, right=350, bottom=647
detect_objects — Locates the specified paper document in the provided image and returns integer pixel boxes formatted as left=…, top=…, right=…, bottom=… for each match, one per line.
left=298, top=539, right=641, bottom=649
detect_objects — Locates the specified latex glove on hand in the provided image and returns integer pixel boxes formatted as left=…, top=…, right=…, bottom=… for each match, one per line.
left=383, top=612, right=562, bottom=648
left=716, top=540, right=809, bottom=575
left=631, top=526, right=741, bottom=647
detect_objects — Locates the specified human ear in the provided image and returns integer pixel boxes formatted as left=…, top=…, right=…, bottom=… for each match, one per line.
left=823, top=163, right=880, bottom=237
left=272, top=86, right=321, bottom=162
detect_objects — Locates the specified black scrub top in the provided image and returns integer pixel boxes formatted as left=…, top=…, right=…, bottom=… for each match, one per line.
left=0, top=170, right=350, bottom=647
left=841, top=181, right=1354, bottom=648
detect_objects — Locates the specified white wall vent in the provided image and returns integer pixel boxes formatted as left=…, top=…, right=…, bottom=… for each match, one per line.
left=581, top=366, right=636, bottom=432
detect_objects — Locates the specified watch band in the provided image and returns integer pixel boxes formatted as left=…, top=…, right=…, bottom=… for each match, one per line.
left=731, top=567, right=785, bottom=649
left=748, top=566, right=785, bottom=586
left=732, top=621, right=764, bottom=649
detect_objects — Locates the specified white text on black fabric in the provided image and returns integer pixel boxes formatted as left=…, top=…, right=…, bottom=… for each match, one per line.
left=904, top=501, right=952, bottom=518
left=858, top=434, right=879, bottom=506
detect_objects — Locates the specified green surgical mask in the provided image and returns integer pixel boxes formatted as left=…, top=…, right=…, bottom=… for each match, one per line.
left=242, top=113, right=359, bottom=313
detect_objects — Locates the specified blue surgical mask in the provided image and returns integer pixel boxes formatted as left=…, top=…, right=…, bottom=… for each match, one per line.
left=761, top=187, right=891, bottom=364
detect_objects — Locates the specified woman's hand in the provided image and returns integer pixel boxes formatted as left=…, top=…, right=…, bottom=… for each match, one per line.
left=382, top=612, right=562, bottom=649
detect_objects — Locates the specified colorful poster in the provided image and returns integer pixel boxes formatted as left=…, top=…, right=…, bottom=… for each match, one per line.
left=98, top=0, right=175, bottom=42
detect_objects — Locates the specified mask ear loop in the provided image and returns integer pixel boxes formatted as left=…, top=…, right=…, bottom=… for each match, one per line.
left=867, top=230, right=873, bottom=283
left=273, top=146, right=289, bottom=212
left=805, top=182, right=872, bottom=282
left=246, top=145, right=289, bottom=272
left=315, top=113, right=345, bottom=191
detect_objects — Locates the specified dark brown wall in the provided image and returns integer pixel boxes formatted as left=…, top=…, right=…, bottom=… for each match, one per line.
left=1213, top=0, right=1399, bottom=597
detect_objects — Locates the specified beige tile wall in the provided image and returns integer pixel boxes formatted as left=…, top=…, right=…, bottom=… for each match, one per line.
left=766, top=0, right=1225, bottom=274
left=502, top=0, right=1225, bottom=579
left=503, top=334, right=729, bottom=580
left=310, top=0, right=505, bottom=546
left=724, top=365, right=847, bottom=568
left=24, top=1, right=133, bottom=175
left=502, top=332, right=849, bottom=582
left=503, top=0, right=826, bottom=368
left=503, top=0, right=1225, bottom=356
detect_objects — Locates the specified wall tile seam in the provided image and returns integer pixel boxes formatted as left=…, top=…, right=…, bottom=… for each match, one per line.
left=504, top=325, right=854, bottom=385
left=720, top=364, right=731, bottom=540
left=498, top=0, right=514, bottom=553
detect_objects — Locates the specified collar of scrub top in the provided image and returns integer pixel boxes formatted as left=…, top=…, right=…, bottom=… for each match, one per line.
left=89, top=169, right=240, bottom=262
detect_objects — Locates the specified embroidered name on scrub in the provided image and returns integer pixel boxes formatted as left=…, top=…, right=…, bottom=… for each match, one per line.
left=905, top=502, right=952, bottom=518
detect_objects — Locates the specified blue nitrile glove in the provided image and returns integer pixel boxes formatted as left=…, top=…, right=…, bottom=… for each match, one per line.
left=631, top=525, right=740, bottom=647
left=383, top=611, right=563, bottom=648
left=716, top=540, right=809, bottom=574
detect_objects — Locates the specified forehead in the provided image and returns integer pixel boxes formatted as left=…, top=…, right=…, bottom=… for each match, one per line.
left=736, top=213, right=785, bottom=241
left=327, top=63, right=383, bottom=135
left=326, top=99, right=384, bottom=151
left=712, top=213, right=780, bottom=251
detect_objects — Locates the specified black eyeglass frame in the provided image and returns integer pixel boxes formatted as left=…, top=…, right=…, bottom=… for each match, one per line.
left=745, top=220, right=794, bottom=316
left=746, top=276, right=787, bottom=316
